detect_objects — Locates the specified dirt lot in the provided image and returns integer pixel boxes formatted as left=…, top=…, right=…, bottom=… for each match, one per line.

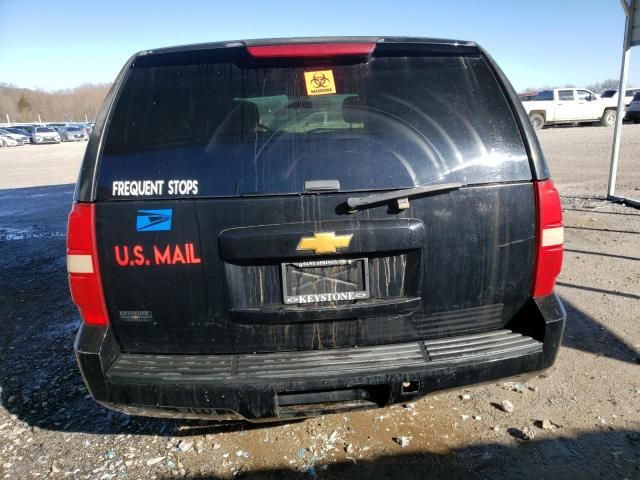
left=0, top=142, right=87, bottom=190
left=0, top=126, right=639, bottom=479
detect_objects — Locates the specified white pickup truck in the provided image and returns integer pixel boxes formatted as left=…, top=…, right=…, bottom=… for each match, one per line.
left=522, top=88, right=618, bottom=130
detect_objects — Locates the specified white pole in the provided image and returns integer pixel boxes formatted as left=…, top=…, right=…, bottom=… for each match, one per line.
left=5, top=114, right=9, bottom=125
left=38, top=113, right=42, bottom=125
left=608, top=0, right=633, bottom=198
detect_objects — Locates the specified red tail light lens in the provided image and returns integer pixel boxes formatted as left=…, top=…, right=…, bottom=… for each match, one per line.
left=66, top=203, right=109, bottom=325
left=532, top=180, right=563, bottom=297
left=247, top=43, right=375, bottom=58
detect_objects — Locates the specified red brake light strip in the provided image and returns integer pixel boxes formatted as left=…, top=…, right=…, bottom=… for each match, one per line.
left=247, top=43, right=375, bottom=58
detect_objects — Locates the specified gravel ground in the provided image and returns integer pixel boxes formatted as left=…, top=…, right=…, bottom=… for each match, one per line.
left=0, top=142, right=87, bottom=190
left=537, top=124, right=640, bottom=200
left=0, top=126, right=639, bottom=479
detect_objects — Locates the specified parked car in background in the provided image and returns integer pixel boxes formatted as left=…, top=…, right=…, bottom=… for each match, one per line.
left=12, top=125, right=36, bottom=142
left=624, top=92, right=640, bottom=122
left=75, top=123, right=92, bottom=137
left=49, top=122, right=92, bottom=139
left=13, top=125, right=36, bottom=133
left=0, top=128, right=29, bottom=145
left=48, top=123, right=74, bottom=134
left=32, top=126, right=61, bottom=144
left=599, top=87, right=640, bottom=107
left=0, top=134, right=19, bottom=147
left=522, top=88, right=618, bottom=129
left=58, top=126, right=88, bottom=142
left=3, top=127, right=33, bottom=140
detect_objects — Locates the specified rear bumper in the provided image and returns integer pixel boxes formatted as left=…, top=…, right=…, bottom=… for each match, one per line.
left=75, top=294, right=565, bottom=421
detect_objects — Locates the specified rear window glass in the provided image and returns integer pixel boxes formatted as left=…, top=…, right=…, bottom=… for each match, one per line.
left=558, top=90, right=574, bottom=101
left=533, top=90, right=554, bottom=101
left=601, top=90, right=616, bottom=98
left=98, top=50, right=530, bottom=199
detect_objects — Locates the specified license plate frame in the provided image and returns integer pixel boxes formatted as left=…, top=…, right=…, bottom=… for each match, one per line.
left=281, top=258, right=370, bottom=305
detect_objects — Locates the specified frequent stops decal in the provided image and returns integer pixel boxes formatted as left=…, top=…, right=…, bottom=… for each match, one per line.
left=114, top=244, right=202, bottom=267
left=304, top=70, right=337, bottom=96
left=112, top=180, right=199, bottom=197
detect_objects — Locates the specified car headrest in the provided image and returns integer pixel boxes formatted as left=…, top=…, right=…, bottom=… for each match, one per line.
left=214, top=101, right=260, bottom=141
left=231, top=101, right=260, bottom=132
left=342, top=96, right=365, bottom=124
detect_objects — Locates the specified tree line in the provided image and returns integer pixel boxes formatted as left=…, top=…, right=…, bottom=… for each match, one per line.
left=0, top=83, right=112, bottom=124
left=521, top=79, right=622, bottom=94
left=2, top=78, right=629, bottom=123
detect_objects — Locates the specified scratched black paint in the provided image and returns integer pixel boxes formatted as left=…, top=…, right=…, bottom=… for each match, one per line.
left=72, top=37, right=564, bottom=420
left=96, top=183, right=535, bottom=354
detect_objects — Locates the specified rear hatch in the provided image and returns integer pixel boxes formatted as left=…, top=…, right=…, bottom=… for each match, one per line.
left=93, top=40, right=536, bottom=354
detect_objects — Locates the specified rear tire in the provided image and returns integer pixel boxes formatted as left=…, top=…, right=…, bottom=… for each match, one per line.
left=529, top=113, right=544, bottom=130
left=601, top=109, right=617, bottom=127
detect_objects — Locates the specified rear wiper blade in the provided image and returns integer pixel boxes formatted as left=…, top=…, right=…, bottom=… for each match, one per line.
left=346, top=182, right=465, bottom=211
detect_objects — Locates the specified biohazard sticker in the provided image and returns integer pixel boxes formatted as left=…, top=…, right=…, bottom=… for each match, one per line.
left=304, top=70, right=336, bottom=96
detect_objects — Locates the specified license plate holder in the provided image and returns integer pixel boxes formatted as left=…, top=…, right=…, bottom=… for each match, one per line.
left=281, top=258, right=370, bottom=305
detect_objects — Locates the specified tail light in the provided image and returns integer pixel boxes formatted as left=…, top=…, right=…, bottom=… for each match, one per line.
left=246, top=43, right=375, bottom=58
left=532, top=180, right=563, bottom=297
left=66, top=203, right=109, bottom=325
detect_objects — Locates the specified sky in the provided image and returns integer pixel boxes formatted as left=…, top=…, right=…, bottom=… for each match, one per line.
left=0, top=0, right=636, bottom=92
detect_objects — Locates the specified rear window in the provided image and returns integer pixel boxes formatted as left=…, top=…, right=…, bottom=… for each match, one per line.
left=601, top=90, right=616, bottom=98
left=98, top=48, right=531, bottom=199
left=533, top=90, right=554, bottom=101
left=558, top=90, right=574, bottom=101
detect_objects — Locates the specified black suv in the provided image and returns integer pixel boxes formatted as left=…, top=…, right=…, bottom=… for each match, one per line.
left=67, top=37, right=565, bottom=421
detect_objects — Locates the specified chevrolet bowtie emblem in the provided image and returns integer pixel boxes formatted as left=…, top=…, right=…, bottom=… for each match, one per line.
left=296, top=232, right=353, bottom=255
